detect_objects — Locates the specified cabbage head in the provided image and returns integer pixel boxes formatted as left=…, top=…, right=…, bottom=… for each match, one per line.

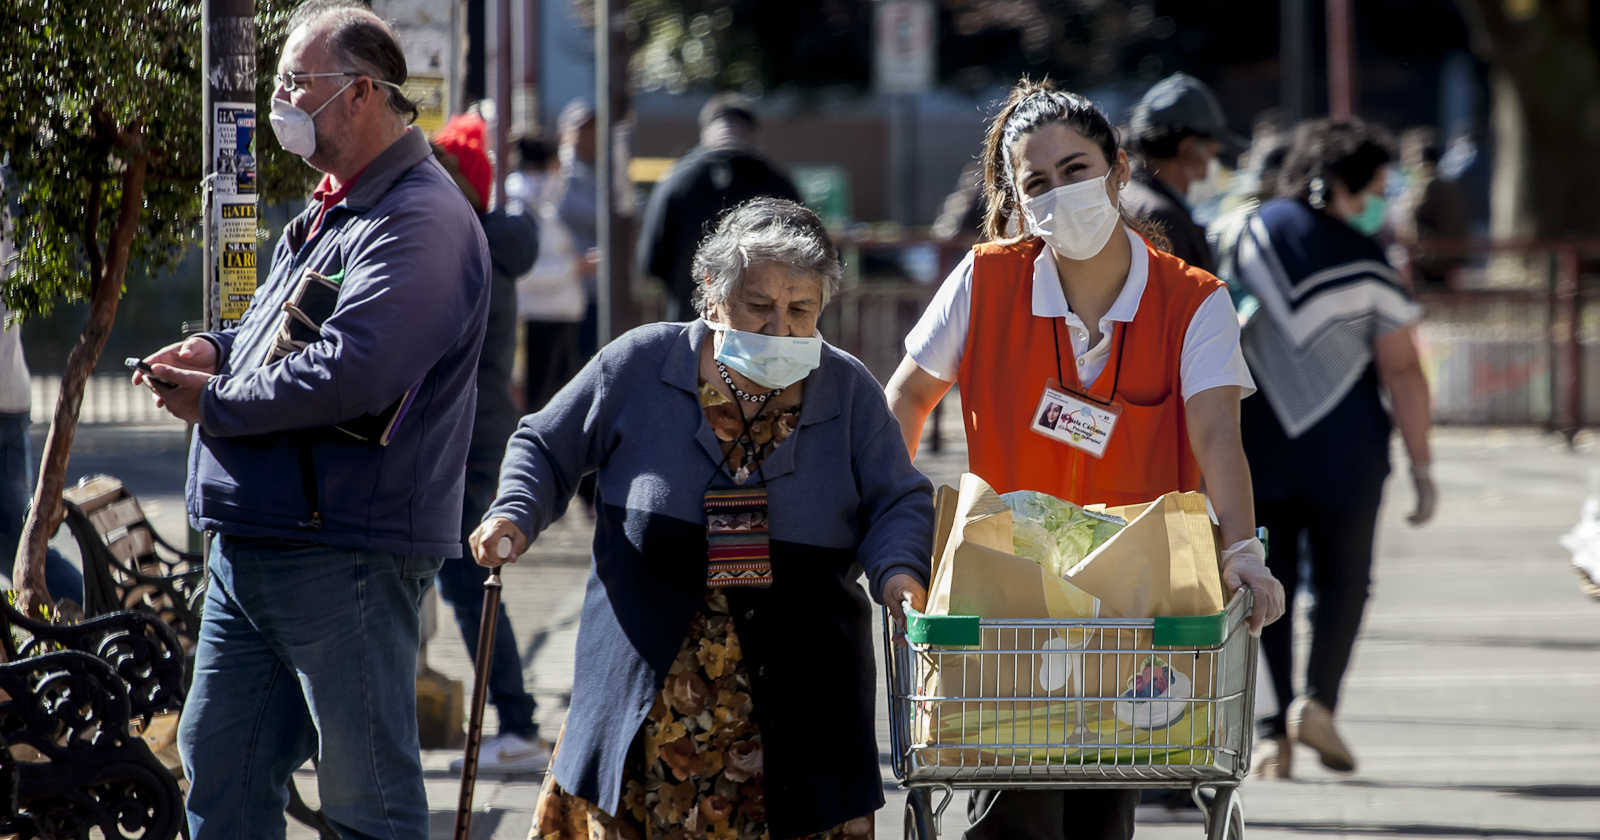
left=1001, top=490, right=1126, bottom=579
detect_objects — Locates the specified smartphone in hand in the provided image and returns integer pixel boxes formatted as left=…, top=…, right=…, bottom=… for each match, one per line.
left=125, top=357, right=178, bottom=389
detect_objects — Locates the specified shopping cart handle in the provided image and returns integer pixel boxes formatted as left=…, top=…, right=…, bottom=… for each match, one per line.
left=901, top=604, right=1231, bottom=648
left=1152, top=612, right=1227, bottom=647
left=903, top=603, right=981, bottom=647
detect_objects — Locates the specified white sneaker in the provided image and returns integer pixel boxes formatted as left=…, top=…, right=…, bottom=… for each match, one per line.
left=450, top=733, right=552, bottom=775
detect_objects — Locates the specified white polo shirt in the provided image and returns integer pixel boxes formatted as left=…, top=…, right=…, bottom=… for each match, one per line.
left=905, top=227, right=1255, bottom=402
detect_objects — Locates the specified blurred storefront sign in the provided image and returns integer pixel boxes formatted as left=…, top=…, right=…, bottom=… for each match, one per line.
left=874, top=0, right=936, bottom=95
left=373, top=0, right=457, bottom=125
left=793, top=165, right=853, bottom=227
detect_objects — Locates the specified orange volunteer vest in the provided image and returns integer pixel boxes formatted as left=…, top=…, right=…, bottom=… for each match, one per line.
left=956, top=236, right=1223, bottom=507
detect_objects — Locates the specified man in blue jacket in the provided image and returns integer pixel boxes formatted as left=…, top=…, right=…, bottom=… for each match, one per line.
left=131, top=3, right=489, bottom=837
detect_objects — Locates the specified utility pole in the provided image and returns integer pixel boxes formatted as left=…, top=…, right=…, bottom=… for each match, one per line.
left=594, top=0, right=632, bottom=344
left=201, top=0, right=257, bottom=334
left=1326, top=0, right=1355, bottom=118
left=1280, top=0, right=1311, bottom=124
left=200, top=0, right=255, bottom=555
left=465, top=0, right=486, bottom=103
left=494, top=0, right=511, bottom=204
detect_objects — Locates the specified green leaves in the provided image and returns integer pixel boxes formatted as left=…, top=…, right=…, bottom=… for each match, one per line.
left=0, top=0, right=308, bottom=321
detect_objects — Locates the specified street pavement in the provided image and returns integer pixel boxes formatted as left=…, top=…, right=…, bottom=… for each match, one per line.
left=40, top=411, right=1600, bottom=840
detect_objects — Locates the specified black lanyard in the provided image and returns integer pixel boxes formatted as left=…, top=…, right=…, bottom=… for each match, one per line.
left=706, top=388, right=779, bottom=489
left=1050, top=318, right=1125, bottom=408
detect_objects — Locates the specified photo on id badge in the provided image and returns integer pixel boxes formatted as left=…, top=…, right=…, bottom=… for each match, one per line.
left=1031, top=382, right=1119, bottom=458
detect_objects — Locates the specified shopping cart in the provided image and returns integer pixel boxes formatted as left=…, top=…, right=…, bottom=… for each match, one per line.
left=884, top=590, right=1257, bottom=840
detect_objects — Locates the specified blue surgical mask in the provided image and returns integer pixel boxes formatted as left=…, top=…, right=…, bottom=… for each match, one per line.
left=706, top=320, right=823, bottom=390
left=1348, top=194, right=1388, bottom=237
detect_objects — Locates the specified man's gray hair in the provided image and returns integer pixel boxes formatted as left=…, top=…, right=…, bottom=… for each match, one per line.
left=691, top=198, right=842, bottom=317
left=288, top=0, right=420, bottom=124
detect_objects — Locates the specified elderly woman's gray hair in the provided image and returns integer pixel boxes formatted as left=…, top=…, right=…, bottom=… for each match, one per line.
left=691, top=198, right=843, bottom=317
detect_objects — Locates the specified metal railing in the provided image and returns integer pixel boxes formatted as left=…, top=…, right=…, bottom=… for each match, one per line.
left=1402, top=238, right=1600, bottom=438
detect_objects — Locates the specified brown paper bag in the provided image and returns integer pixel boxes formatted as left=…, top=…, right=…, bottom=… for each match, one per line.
left=917, top=474, right=1101, bottom=766
left=1064, top=491, right=1227, bottom=761
left=1068, top=492, right=1225, bottom=620
left=914, top=482, right=1228, bottom=767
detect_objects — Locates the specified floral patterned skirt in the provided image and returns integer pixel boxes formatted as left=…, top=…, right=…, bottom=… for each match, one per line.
left=530, top=590, right=874, bottom=840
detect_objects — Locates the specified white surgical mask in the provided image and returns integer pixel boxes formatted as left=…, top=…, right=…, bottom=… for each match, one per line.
left=705, top=319, right=823, bottom=390
left=1185, top=158, right=1224, bottom=211
left=269, top=79, right=355, bottom=159
left=1024, top=174, right=1120, bottom=261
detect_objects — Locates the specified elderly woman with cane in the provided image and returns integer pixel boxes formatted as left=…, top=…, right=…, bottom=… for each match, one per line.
left=471, top=197, right=934, bottom=839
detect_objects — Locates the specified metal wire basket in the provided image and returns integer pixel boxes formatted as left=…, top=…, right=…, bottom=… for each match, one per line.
left=884, top=590, right=1257, bottom=839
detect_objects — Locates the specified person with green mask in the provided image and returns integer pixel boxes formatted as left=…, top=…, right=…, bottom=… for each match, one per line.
left=1230, top=117, right=1436, bottom=779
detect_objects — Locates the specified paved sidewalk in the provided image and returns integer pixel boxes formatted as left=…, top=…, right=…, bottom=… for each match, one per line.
left=45, top=416, right=1600, bottom=839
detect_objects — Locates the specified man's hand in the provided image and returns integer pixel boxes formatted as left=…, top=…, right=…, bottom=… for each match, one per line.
left=133, top=338, right=217, bottom=388
left=469, top=517, right=528, bottom=568
left=1220, top=537, right=1286, bottom=637
left=145, top=364, right=213, bottom=424
left=883, top=572, right=927, bottom=625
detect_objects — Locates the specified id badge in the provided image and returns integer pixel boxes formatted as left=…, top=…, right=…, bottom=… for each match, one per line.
left=1030, top=380, right=1122, bottom=458
left=704, top=487, right=774, bottom=589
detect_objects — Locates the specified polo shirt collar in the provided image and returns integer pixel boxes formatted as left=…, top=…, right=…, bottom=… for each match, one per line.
left=1029, top=226, right=1149, bottom=325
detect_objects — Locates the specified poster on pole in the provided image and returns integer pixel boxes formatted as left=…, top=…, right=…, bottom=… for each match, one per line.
left=211, top=102, right=258, bottom=328
left=874, top=0, right=936, bottom=95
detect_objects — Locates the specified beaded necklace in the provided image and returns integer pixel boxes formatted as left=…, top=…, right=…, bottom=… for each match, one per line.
left=716, top=361, right=783, bottom=404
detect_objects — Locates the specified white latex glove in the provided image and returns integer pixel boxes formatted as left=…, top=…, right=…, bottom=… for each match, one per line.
left=1221, top=537, right=1285, bottom=637
left=1407, top=463, right=1437, bottom=526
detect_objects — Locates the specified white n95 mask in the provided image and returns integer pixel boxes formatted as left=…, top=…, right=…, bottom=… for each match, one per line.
left=706, top=320, right=823, bottom=390
left=1024, top=174, right=1120, bottom=261
left=269, top=79, right=355, bottom=159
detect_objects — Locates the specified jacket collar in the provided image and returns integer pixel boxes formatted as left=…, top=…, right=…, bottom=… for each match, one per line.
left=285, top=128, right=434, bottom=246
left=341, top=127, right=435, bottom=212
left=662, top=319, right=843, bottom=483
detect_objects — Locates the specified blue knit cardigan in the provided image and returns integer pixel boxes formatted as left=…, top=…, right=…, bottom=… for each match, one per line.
left=488, top=319, right=934, bottom=836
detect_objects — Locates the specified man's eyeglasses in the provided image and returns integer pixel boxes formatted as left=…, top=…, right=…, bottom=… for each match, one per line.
left=276, top=71, right=404, bottom=95
left=276, top=71, right=363, bottom=93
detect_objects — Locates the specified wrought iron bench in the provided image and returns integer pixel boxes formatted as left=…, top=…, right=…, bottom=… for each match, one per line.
left=0, top=600, right=187, bottom=839
left=60, top=475, right=206, bottom=656
left=56, top=474, right=337, bottom=840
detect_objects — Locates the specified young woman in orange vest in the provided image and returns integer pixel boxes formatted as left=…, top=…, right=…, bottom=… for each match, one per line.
left=886, top=79, right=1286, bottom=840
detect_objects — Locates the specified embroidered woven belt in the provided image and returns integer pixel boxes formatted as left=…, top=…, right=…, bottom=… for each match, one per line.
left=704, top=486, right=773, bottom=589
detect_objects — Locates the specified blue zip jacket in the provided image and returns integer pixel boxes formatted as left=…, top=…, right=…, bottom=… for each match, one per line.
left=187, top=128, right=491, bottom=558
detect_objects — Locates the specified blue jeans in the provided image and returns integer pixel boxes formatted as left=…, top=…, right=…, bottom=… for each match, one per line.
left=178, top=536, right=442, bottom=840
left=0, top=411, right=81, bottom=603
left=434, top=458, right=538, bottom=739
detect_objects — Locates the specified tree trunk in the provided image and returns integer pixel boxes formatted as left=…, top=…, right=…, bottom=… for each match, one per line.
left=10, top=152, right=147, bottom=609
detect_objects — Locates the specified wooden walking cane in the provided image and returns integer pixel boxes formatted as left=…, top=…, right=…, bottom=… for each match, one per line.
left=453, top=536, right=511, bottom=840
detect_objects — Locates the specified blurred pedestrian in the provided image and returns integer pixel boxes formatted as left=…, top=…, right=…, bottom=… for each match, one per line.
left=471, top=198, right=931, bottom=839
left=429, top=113, right=552, bottom=775
left=130, top=3, right=490, bottom=836
left=885, top=78, right=1284, bottom=840
left=637, top=92, right=801, bottom=322
left=555, top=99, right=601, bottom=357
left=1210, top=139, right=1289, bottom=315
left=1122, top=72, right=1245, bottom=273
left=506, top=134, right=586, bottom=414
left=0, top=165, right=82, bottom=609
left=931, top=160, right=988, bottom=243
left=1234, top=118, right=1436, bottom=779
left=1389, top=126, right=1471, bottom=290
